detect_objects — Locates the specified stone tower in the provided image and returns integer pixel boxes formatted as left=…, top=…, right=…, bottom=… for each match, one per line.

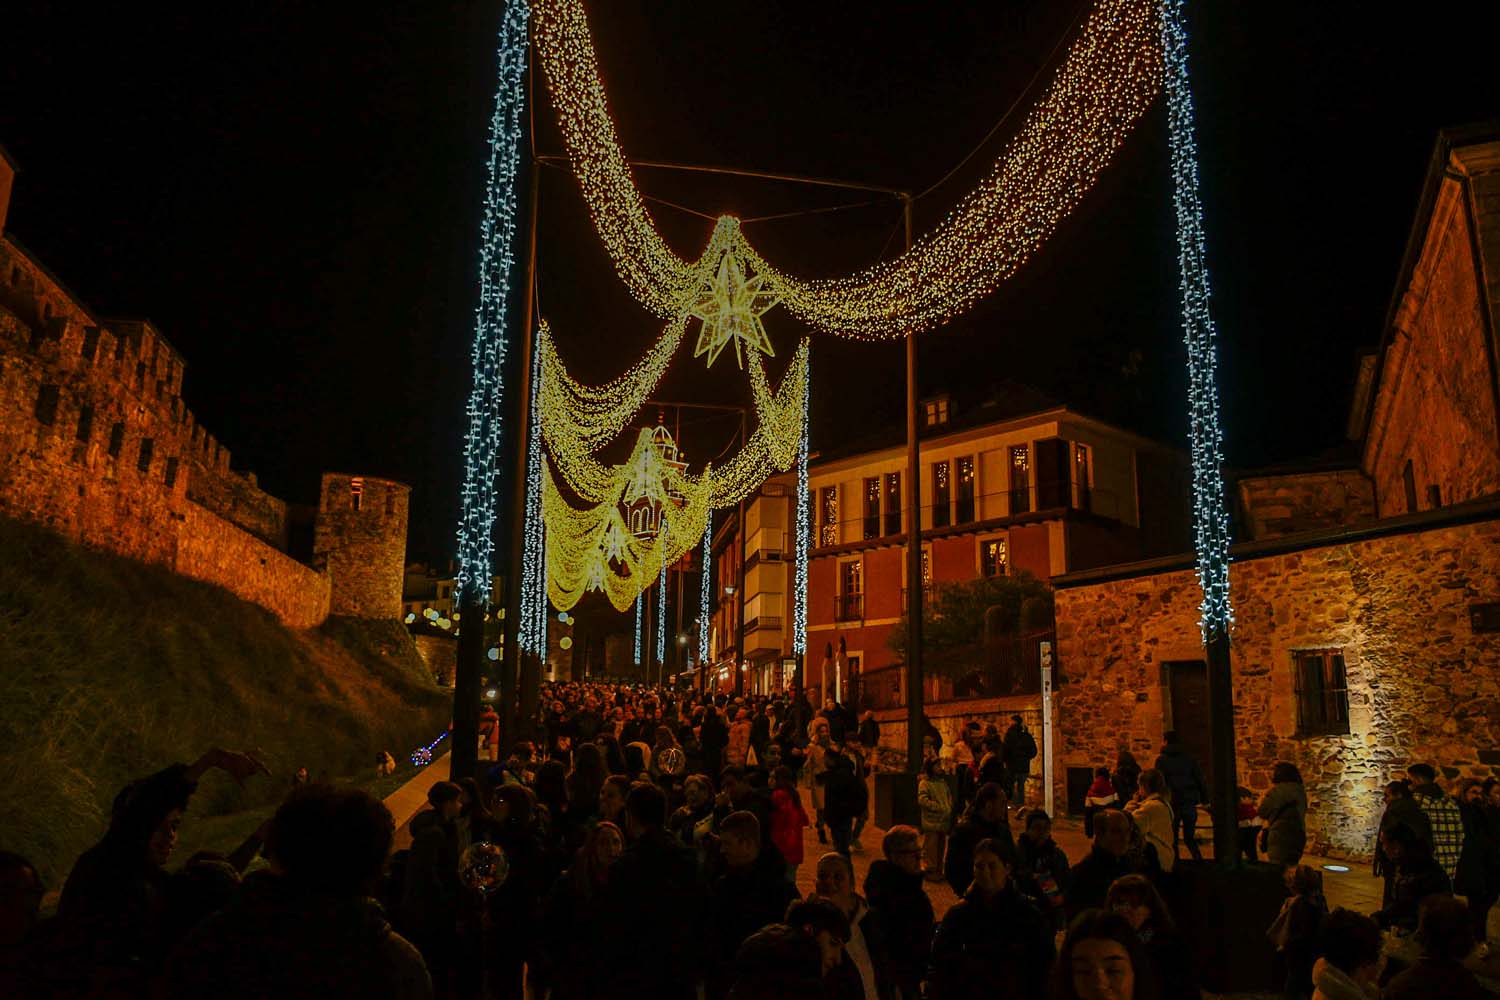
left=314, top=472, right=410, bottom=620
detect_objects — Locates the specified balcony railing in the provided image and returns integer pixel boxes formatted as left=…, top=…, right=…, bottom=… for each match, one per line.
left=745, top=615, right=783, bottom=633
left=835, top=593, right=863, bottom=622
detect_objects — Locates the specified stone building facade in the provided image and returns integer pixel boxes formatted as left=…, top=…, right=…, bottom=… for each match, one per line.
left=0, top=150, right=407, bottom=626
left=1050, top=124, right=1500, bottom=860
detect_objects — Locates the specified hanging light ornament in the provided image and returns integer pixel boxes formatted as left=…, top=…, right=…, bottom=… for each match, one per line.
left=688, top=251, right=779, bottom=369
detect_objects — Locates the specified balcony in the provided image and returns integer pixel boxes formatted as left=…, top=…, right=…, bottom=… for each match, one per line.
left=834, top=593, right=863, bottom=622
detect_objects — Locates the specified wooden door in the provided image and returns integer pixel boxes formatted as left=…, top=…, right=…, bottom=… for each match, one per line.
left=1166, top=659, right=1213, bottom=791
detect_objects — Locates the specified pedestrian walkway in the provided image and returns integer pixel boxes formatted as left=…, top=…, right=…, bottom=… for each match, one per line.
left=385, top=751, right=453, bottom=850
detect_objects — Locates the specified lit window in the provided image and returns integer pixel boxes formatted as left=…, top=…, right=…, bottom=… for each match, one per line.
left=1009, top=445, right=1030, bottom=514
left=932, top=461, right=951, bottom=528
left=351, top=477, right=364, bottom=511
left=980, top=537, right=1008, bottom=578
left=1293, top=649, right=1350, bottom=736
left=956, top=456, right=976, bottom=523
left=884, top=472, right=902, bottom=536
left=921, top=547, right=931, bottom=586
left=1075, top=443, right=1092, bottom=511
left=819, top=487, right=839, bottom=546
left=923, top=397, right=950, bottom=427
left=863, top=478, right=880, bottom=540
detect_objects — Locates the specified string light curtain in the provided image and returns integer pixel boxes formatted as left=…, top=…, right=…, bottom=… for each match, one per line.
left=530, top=0, right=1163, bottom=339
left=633, top=596, right=642, bottom=665
left=792, top=352, right=810, bottom=658
left=699, top=510, right=713, bottom=668
left=1161, top=0, right=1232, bottom=639
left=456, top=0, right=530, bottom=604
left=519, top=324, right=549, bottom=655
left=656, top=521, right=668, bottom=672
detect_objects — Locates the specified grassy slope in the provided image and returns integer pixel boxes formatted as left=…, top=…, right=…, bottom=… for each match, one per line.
left=0, top=515, right=450, bottom=884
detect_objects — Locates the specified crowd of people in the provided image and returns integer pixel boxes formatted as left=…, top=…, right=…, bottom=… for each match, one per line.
left=0, top=681, right=1493, bottom=999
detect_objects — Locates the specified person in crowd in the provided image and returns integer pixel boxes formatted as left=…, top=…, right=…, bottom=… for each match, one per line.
left=863, top=825, right=933, bottom=1000
left=1382, top=894, right=1491, bottom=1000
left=770, top=765, right=811, bottom=883
left=806, top=718, right=833, bottom=844
left=670, top=772, right=719, bottom=868
left=1372, top=820, right=1452, bottom=935
left=596, top=732, right=628, bottom=776
left=532, top=759, right=574, bottom=864
left=1266, top=865, right=1327, bottom=1000
left=813, top=851, right=893, bottom=1000
left=0, top=852, right=43, bottom=997
left=597, top=773, right=631, bottom=828
left=479, top=703, right=501, bottom=763
left=1152, top=731, right=1207, bottom=863
left=726, top=708, right=753, bottom=769
left=977, top=736, right=1008, bottom=791
left=1454, top=777, right=1499, bottom=944
left=165, top=784, right=432, bottom=999
left=944, top=781, right=1014, bottom=896
left=717, top=766, right=777, bottom=857
left=729, top=922, right=827, bottom=1000
left=651, top=725, right=686, bottom=780
left=1083, top=767, right=1118, bottom=839
left=821, top=743, right=869, bottom=858
left=1258, top=761, right=1309, bottom=867
left=1374, top=779, right=1432, bottom=907
left=918, top=754, right=955, bottom=881
left=929, top=837, right=1053, bottom=1000
left=1113, top=748, right=1142, bottom=805
left=784, top=897, right=854, bottom=998
left=600, top=782, right=700, bottom=1000
left=400, top=781, right=464, bottom=998
left=51, top=748, right=269, bottom=996
left=1488, top=777, right=1500, bottom=811
left=486, top=784, right=546, bottom=1000
left=857, top=711, right=880, bottom=774
left=1001, top=715, right=1037, bottom=807
left=1308, top=908, right=1382, bottom=1000
left=1051, top=908, right=1158, bottom=1000
left=1066, top=809, right=1138, bottom=919
left=532, top=821, right=624, bottom=1000
left=1124, top=768, right=1176, bottom=875
left=700, top=704, right=729, bottom=778
left=821, top=698, right=849, bottom=744
left=1236, top=785, right=1261, bottom=862
left=705, top=811, right=800, bottom=1000
left=1015, top=809, right=1070, bottom=930
left=565, top=742, right=606, bottom=827
left=1105, top=874, right=1192, bottom=1000
left=1407, top=762, right=1465, bottom=883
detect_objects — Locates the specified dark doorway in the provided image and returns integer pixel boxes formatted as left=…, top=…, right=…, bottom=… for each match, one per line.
left=1166, top=660, right=1213, bottom=791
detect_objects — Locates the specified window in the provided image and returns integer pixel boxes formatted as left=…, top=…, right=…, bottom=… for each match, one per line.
left=351, top=477, right=365, bottom=511
left=819, top=486, right=839, bottom=546
left=837, top=560, right=863, bottom=621
left=1009, top=445, right=1030, bottom=514
left=76, top=405, right=94, bottom=443
left=1402, top=459, right=1417, bottom=513
left=81, top=327, right=100, bottom=362
left=35, top=384, right=60, bottom=425
left=923, top=397, right=950, bottom=427
left=932, top=461, right=951, bottom=528
left=980, top=536, right=1008, bottom=578
left=921, top=546, right=932, bottom=586
left=1075, top=443, right=1092, bottom=511
left=884, top=472, right=902, bottom=536
left=956, top=456, right=976, bottom=523
left=1293, top=649, right=1350, bottom=736
left=107, top=422, right=125, bottom=458
left=136, top=438, right=154, bottom=474
left=164, top=457, right=179, bottom=489
left=862, top=477, right=880, bottom=540
left=386, top=493, right=397, bottom=516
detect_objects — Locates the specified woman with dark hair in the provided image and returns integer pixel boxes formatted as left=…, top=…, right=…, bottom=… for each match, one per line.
left=1454, top=777, right=1500, bottom=944
left=565, top=743, right=606, bottom=826
left=943, top=782, right=1015, bottom=896
left=596, top=732, right=628, bottom=776
left=1257, top=761, right=1309, bottom=866
left=487, top=784, right=546, bottom=1000
left=929, top=837, right=1053, bottom=1000
left=1373, top=821, right=1452, bottom=935
left=1112, top=749, right=1142, bottom=805
left=1374, top=779, right=1432, bottom=907
left=532, top=822, right=625, bottom=1000
left=597, top=774, right=631, bottom=829
left=1105, top=874, right=1192, bottom=999
left=1052, top=909, right=1159, bottom=1000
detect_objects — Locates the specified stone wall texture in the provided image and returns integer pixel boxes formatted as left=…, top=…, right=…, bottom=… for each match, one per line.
left=1236, top=470, right=1377, bottom=540
left=1363, top=173, right=1500, bottom=516
left=0, top=235, right=408, bottom=627
left=1052, top=512, right=1500, bottom=860
left=412, top=632, right=457, bottom=686
left=315, top=473, right=410, bottom=620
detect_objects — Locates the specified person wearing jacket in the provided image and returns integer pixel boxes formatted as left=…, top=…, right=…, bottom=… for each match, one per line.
left=1113, top=748, right=1142, bottom=804
left=1125, top=768, right=1177, bottom=874
left=770, top=765, right=811, bottom=883
left=1258, top=762, right=1310, bottom=866
left=1308, top=908, right=1382, bottom=1000
left=815, top=851, right=895, bottom=1000
left=1407, top=762, right=1465, bottom=884
left=1372, top=822, right=1452, bottom=935
left=1082, top=767, right=1118, bottom=839
left=918, top=756, right=955, bottom=880
left=1106, top=873, right=1198, bottom=1000
left=821, top=745, right=869, bottom=858
left=704, top=811, right=799, bottom=1000
left=1015, top=810, right=1070, bottom=931
left=1382, top=894, right=1492, bottom=1000
left=532, top=822, right=624, bottom=1000
left=1455, top=778, right=1500, bottom=943
left=863, top=826, right=933, bottom=1000
left=399, top=781, right=464, bottom=997
left=943, top=782, right=1015, bottom=896
left=1374, top=780, right=1433, bottom=907
left=928, top=837, right=1053, bottom=1000
left=1153, top=732, right=1208, bottom=862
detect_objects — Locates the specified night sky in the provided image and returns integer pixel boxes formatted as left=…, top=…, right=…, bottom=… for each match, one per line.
left=2, top=2, right=1494, bottom=563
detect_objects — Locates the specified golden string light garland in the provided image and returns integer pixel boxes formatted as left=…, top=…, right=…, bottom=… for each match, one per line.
left=531, top=0, right=1164, bottom=339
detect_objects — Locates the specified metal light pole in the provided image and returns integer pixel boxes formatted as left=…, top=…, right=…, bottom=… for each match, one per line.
left=901, top=195, right=924, bottom=776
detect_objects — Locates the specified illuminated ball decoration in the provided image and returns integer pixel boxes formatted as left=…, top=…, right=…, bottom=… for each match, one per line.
left=460, top=841, right=510, bottom=895
left=656, top=747, right=685, bottom=776
left=559, top=636, right=573, bottom=650
left=487, top=647, right=500, bottom=661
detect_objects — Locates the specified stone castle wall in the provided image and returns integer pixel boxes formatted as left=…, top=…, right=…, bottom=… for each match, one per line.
left=175, top=504, right=330, bottom=629
left=315, top=473, right=410, bottom=620
left=1052, top=510, right=1500, bottom=859
left=1236, top=469, right=1377, bottom=540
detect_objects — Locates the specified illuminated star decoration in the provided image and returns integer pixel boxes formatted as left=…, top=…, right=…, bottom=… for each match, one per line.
left=689, top=251, right=778, bottom=369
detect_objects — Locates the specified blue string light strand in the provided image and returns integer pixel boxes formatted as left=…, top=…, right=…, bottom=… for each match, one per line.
left=656, top=520, right=668, bottom=673
left=1161, top=0, right=1232, bottom=641
left=456, top=0, right=530, bottom=607
left=410, top=730, right=451, bottom=768
left=633, top=596, right=642, bottom=666
left=699, top=510, right=713, bottom=669
left=520, top=320, right=548, bottom=655
left=793, top=345, right=810, bottom=657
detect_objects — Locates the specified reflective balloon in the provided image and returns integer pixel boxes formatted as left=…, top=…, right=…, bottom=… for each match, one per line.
left=656, top=746, right=685, bottom=776
left=460, top=841, right=509, bottom=895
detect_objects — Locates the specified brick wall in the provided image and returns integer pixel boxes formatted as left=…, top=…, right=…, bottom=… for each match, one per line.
left=1052, top=511, right=1500, bottom=859
left=176, top=504, right=330, bottom=629
left=1236, top=469, right=1377, bottom=540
